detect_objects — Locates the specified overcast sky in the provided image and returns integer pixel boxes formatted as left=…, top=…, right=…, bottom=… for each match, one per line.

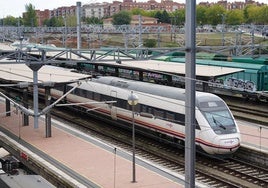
left=0, top=0, right=266, bottom=18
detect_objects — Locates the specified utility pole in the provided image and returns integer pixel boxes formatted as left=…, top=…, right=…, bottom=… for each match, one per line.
left=185, top=0, right=196, bottom=187
left=76, top=2, right=81, bottom=51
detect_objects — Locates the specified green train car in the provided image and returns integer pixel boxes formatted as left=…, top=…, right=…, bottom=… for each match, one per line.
left=230, top=56, right=268, bottom=65
left=168, top=57, right=268, bottom=92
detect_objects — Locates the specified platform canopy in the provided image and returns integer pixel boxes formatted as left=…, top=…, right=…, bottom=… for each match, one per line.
left=107, top=59, right=245, bottom=78
left=0, top=60, right=90, bottom=85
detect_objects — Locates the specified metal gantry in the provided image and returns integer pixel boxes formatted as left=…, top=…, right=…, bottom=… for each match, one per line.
left=1, top=24, right=267, bottom=57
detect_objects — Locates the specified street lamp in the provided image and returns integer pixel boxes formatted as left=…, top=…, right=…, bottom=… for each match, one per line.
left=127, top=91, right=139, bottom=183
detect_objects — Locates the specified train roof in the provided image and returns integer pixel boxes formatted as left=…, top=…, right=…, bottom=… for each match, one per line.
left=92, top=76, right=221, bottom=103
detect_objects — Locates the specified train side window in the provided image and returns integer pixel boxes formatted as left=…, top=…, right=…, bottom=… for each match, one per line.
left=103, top=94, right=111, bottom=102
left=154, top=108, right=164, bottom=119
left=126, top=103, right=131, bottom=111
left=82, top=89, right=87, bottom=98
left=74, top=88, right=80, bottom=95
left=175, top=113, right=185, bottom=125
left=136, top=104, right=141, bottom=113
left=147, top=107, right=153, bottom=114
left=109, top=95, right=123, bottom=108
left=116, top=99, right=127, bottom=108
left=86, top=91, right=93, bottom=99
left=94, top=93, right=101, bottom=101
left=166, top=112, right=175, bottom=122
left=126, top=103, right=140, bottom=112
left=141, top=105, right=147, bottom=113
left=115, top=98, right=122, bottom=108
left=66, top=85, right=71, bottom=91
left=55, top=85, right=63, bottom=91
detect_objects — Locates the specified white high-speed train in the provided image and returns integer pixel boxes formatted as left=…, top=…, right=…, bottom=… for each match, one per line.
left=51, top=76, right=241, bottom=155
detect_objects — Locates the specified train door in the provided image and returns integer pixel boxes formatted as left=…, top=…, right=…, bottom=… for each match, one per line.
left=110, top=90, right=117, bottom=120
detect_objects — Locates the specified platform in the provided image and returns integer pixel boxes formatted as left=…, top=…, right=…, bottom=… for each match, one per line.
left=0, top=103, right=187, bottom=188
left=237, top=119, right=268, bottom=154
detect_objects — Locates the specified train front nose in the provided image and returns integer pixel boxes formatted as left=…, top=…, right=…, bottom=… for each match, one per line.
left=218, top=138, right=240, bottom=154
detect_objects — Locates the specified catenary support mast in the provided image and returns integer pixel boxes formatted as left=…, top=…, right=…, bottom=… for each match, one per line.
left=184, top=0, right=196, bottom=187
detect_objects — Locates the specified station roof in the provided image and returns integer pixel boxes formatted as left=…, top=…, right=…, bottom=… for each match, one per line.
left=0, top=60, right=91, bottom=85
left=0, top=42, right=244, bottom=80
left=94, top=59, right=244, bottom=79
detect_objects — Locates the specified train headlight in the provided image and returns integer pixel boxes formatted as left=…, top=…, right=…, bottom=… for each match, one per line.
left=214, top=130, right=223, bottom=134
left=213, top=127, right=237, bottom=135
left=231, top=128, right=237, bottom=133
left=220, top=138, right=239, bottom=147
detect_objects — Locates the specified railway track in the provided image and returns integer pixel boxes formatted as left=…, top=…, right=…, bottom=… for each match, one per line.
left=51, top=106, right=268, bottom=188
left=2, top=89, right=268, bottom=187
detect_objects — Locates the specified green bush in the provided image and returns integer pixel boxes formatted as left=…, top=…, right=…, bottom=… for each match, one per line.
left=143, top=39, right=157, bottom=48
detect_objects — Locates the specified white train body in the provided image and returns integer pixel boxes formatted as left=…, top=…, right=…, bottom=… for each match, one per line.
left=51, top=76, right=240, bottom=155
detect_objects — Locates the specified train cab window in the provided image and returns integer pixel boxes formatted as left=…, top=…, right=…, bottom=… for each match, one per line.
left=203, top=110, right=236, bottom=134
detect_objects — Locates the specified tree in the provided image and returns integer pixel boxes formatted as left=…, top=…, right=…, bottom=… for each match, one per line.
left=259, top=5, right=268, bottom=24
left=196, top=5, right=206, bottom=25
left=143, top=39, right=157, bottom=48
left=244, top=5, right=261, bottom=24
left=154, top=11, right=162, bottom=23
left=65, top=15, right=77, bottom=27
left=161, top=10, right=171, bottom=23
left=23, top=3, right=38, bottom=27
left=44, top=17, right=62, bottom=27
left=172, top=9, right=185, bottom=26
left=153, top=10, right=171, bottom=24
left=226, top=9, right=244, bottom=25
left=130, top=8, right=147, bottom=16
left=112, top=11, right=132, bottom=25
left=144, top=10, right=158, bottom=18
left=205, top=5, right=226, bottom=25
left=2, top=16, right=20, bottom=26
left=243, top=5, right=251, bottom=23
left=83, top=17, right=102, bottom=25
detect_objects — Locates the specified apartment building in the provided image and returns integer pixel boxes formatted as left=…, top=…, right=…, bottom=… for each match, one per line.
left=32, top=0, right=265, bottom=26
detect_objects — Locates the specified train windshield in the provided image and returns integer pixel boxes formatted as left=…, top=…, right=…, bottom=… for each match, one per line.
left=199, top=101, right=237, bottom=135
